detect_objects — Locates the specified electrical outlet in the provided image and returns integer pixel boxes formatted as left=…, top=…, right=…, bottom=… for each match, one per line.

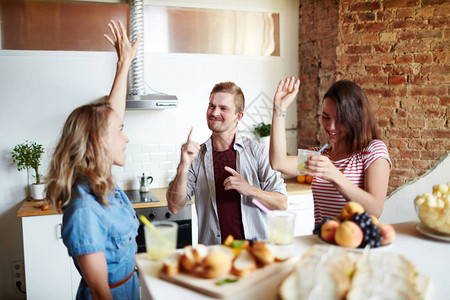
left=12, top=261, right=26, bottom=293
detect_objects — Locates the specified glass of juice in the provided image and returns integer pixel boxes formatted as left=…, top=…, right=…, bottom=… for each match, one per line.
left=268, top=211, right=296, bottom=245
left=297, top=149, right=318, bottom=174
left=144, top=221, right=178, bottom=260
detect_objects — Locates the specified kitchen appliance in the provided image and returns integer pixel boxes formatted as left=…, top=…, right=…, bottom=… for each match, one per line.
left=138, top=173, right=153, bottom=193
left=127, top=0, right=178, bottom=110
left=125, top=190, right=192, bottom=252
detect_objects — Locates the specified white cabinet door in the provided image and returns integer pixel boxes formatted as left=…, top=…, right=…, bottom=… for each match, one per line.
left=22, top=215, right=80, bottom=300
left=288, top=193, right=314, bottom=236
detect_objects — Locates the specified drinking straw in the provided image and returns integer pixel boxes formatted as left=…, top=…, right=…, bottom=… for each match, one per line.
left=252, top=199, right=273, bottom=215
left=317, top=143, right=329, bottom=154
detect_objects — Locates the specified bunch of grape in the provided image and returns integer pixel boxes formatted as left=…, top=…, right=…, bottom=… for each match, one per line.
left=352, top=212, right=382, bottom=248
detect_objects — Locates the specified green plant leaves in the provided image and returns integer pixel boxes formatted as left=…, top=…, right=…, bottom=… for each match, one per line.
left=254, top=122, right=271, bottom=137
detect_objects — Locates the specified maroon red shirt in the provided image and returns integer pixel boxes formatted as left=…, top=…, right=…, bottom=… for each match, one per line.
left=213, top=147, right=245, bottom=242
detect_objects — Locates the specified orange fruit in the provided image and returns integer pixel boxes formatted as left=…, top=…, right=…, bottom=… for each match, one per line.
left=297, top=175, right=306, bottom=183
left=306, top=175, right=313, bottom=184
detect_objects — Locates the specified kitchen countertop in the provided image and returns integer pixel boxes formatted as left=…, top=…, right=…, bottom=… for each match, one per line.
left=17, top=178, right=311, bottom=217
left=135, top=221, right=447, bottom=300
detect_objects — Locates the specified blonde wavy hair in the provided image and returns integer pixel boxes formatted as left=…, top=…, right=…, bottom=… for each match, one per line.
left=45, top=103, right=115, bottom=210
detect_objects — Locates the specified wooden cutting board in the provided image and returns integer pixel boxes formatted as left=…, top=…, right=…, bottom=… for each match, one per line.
left=159, top=256, right=299, bottom=299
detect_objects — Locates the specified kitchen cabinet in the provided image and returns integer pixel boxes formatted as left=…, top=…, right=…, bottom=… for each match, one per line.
left=287, top=192, right=314, bottom=236
left=21, top=214, right=80, bottom=300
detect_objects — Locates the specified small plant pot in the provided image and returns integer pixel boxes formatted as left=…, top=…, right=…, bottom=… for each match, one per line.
left=30, top=183, right=46, bottom=200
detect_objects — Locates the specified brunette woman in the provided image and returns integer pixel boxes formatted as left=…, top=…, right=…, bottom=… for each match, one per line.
left=45, top=20, right=140, bottom=299
left=270, top=77, right=391, bottom=224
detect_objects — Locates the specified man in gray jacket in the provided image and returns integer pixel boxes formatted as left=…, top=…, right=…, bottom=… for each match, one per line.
left=167, top=82, right=287, bottom=245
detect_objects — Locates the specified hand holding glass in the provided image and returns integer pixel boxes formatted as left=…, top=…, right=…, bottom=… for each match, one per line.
left=297, top=149, right=318, bottom=174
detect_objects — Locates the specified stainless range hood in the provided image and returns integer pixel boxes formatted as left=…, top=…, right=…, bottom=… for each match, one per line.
left=127, top=0, right=178, bottom=110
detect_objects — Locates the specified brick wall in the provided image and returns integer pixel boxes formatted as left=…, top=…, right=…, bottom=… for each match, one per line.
left=298, top=0, right=449, bottom=192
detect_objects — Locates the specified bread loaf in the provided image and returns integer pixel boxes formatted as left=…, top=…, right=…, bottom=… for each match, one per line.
left=231, top=248, right=257, bottom=277
left=279, top=245, right=353, bottom=300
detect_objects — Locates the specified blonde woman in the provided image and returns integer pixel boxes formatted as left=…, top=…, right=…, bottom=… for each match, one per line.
left=45, top=21, right=140, bottom=299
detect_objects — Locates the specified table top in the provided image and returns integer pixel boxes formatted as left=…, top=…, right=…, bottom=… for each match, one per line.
left=134, top=221, right=450, bottom=300
left=17, top=178, right=311, bottom=217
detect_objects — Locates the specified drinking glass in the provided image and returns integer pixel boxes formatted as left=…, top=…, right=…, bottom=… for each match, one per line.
left=268, top=211, right=296, bottom=245
left=297, top=149, right=318, bottom=174
left=144, top=221, right=178, bottom=260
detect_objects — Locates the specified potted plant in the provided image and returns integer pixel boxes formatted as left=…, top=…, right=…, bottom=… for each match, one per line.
left=254, top=122, right=271, bottom=147
left=11, top=140, right=45, bottom=200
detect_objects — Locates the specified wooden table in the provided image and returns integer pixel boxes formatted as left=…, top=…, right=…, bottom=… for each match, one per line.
left=135, top=222, right=449, bottom=300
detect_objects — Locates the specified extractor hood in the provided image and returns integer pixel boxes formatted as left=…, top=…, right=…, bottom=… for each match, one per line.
left=126, top=0, right=178, bottom=110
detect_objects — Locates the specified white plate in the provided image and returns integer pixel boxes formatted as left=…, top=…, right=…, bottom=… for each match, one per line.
left=317, top=236, right=391, bottom=252
left=416, top=223, right=450, bottom=242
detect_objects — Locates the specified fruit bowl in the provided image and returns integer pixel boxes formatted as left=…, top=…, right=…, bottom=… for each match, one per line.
left=414, top=183, right=450, bottom=235
left=415, top=202, right=450, bottom=235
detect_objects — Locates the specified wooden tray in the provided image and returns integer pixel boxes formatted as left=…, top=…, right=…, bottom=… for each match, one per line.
left=159, top=256, right=299, bottom=299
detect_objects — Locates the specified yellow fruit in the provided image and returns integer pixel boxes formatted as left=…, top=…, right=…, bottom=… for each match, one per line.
left=297, top=175, right=306, bottom=183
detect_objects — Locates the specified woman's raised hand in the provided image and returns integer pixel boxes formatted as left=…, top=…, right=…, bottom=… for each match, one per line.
left=104, top=20, right=141, bottom=64
left=273, top=77, right=300, bottom=113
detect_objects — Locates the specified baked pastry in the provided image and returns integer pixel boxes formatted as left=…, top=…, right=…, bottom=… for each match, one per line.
left=231, top=248, right=257, bottom=277
left=249, top=241, right=275, bottom=266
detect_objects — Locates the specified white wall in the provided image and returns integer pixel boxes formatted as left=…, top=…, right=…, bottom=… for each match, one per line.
left=0, top=0, right=299, bottom=298
left=380, top=152, right=450, bottom=224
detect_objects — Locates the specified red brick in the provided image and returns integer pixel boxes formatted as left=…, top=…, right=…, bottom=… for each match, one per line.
left=417, top=30, right=443, bottom=39
left=389, top=75, right=407, bottom=85
left=425, top=140, right=445, bottom=150
left=415, top=7, right=435, bottom=18
left=354, top=22, right=388, bottom=32
left=409, top=75, right=427, bottom=84
left=391, top=20, right=429, bottom=29
left=396, top=54, right=413, bottom=64
left=385, top=128, right=421, bottom=138
left=420, top=97, right=441, bottom=105
left=347, top=45, right=372, bottom=54
left=441, top=97, right=450, bottom=106
left=385, top=0, right=420, bottom=9
left=365, top=66, right=383, bottom=74
left=356, top=75, right=388, bottom=85
left=390, top=138, right=408, bottom=148
left=396, top=8, right=415, bottom=19
left=391, top=169, right=417, bottom=181
left=427, top=118, right=447, bottom=128
left=361, top=54, right=395, bottom=64
left=395, top=159, right=413, bottom=168
left=374, top=44, right=391, bottom=53
left=421, top=150, right=448, bottom=160
left=430, top=17, right=449, bottom=28
left=408, top=139, right=426, bottom=149
left=391, top=117, right=408, bottom=127
left=394, top=42, right=430, bottom=53
left=350, top=2, right=381, bottom=11
left=412, top=159, right=431, bottom=170
left=360, top=33, right=378, bottom=43
left=414, top=53, right=433, bottom=63
left=422, top=65, right=450, bottom=75
left=397, top=31, right=416, bottom=41
left=378, top=97, right=398, bottom=107
left=408, top=118, right=426, bottom=128
left=358, top=12, right=376, bottom=21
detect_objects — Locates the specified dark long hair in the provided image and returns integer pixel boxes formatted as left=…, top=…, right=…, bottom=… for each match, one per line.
left=323, top=80, right=380, bottom=154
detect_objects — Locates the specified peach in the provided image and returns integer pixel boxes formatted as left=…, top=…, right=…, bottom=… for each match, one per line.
left=341, top=202, right=365, bottom=220
left=320, top=219, right=340, bottom=243
left=335, top=221, right=363, bottom=248
left=377, top=223, right=396, bottom=245
left=370, top=215, right=379, bottom=225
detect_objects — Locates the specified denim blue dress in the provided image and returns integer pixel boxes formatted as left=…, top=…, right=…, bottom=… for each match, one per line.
left=62, top=178, right=140, bottom=299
